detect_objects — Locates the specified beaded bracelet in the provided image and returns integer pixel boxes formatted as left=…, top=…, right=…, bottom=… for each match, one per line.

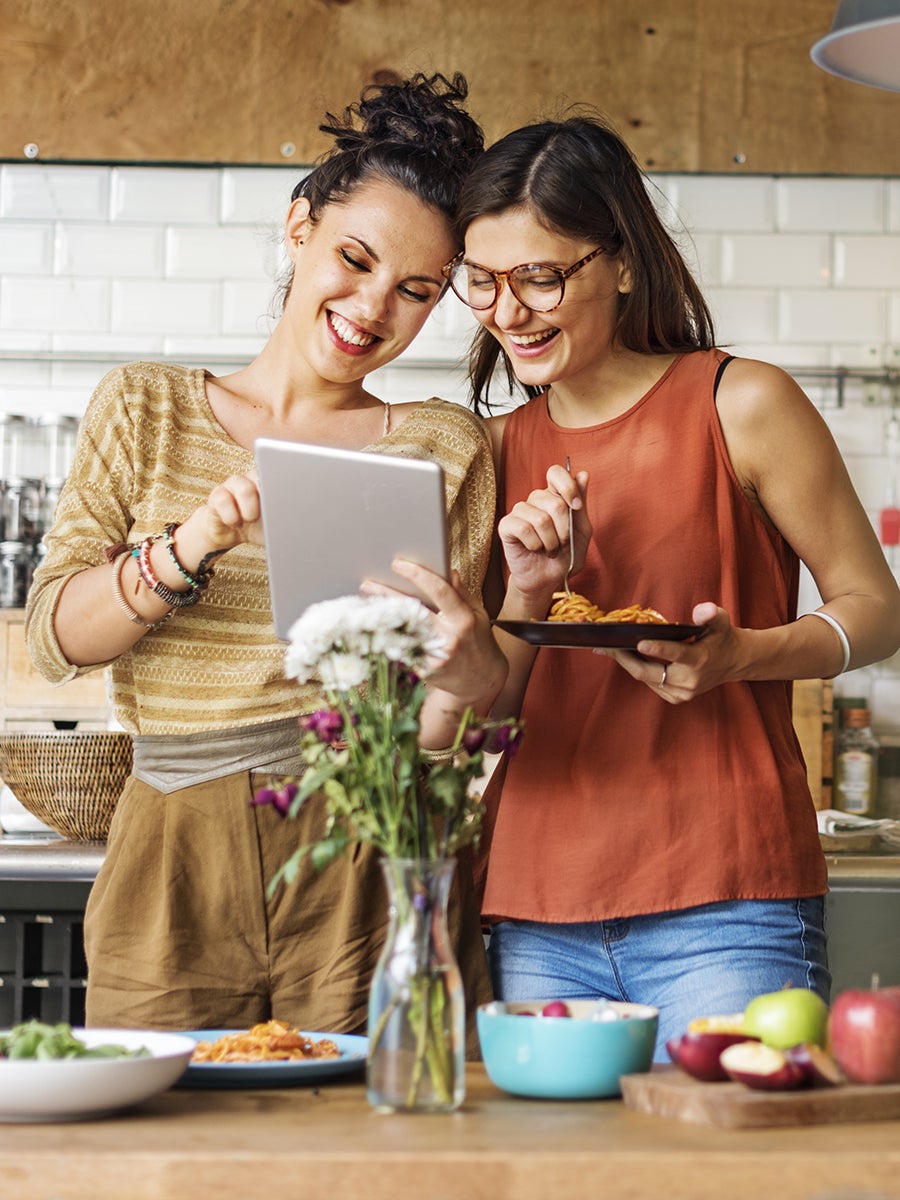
left=111, top=550, right=172, bottom=631
left=162, top=523, right=201, bottom=588
left=162, top=522, right=225, bottom=589
left=134, top=538, right=202, bottom=609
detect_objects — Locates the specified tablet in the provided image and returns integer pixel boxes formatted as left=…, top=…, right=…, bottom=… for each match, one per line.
left=255, top=437, right=450, bottom=640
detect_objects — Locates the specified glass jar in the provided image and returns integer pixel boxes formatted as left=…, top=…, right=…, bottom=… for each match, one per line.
left=38, top=413, right=79, bottom=483
left=0, top=540, right=30, bottom=608
left=834, top=707, right=879, bottom=816
left=0, top=477, right=42, bottom=544
left=0, top=414, right=28, bottom=481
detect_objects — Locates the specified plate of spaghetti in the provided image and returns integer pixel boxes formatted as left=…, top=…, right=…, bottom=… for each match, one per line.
left=179, top=1020, right=367, bottom=1088
left=494, top=592, right=706, bottom=649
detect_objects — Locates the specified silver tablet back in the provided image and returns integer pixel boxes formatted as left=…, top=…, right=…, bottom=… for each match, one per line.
left=255, top=438, right=450, bottom=640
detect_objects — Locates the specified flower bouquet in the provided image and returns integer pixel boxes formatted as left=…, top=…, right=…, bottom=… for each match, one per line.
left=252, top=593, right=521, bottom=1112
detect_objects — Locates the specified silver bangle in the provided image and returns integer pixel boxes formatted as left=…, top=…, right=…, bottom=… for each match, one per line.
left=807, top=610, right=851, bottom=676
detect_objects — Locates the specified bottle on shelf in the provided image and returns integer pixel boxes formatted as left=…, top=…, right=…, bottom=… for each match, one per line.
left=834, top=707, right=879, bottom=817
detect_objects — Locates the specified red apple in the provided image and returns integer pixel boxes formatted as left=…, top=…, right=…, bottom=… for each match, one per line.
left=828, top=979, right=900, bottom=1085
left=720, top=1041, right=807, bottom=1091
left=667, top=1030, right=755, bottom=1082
left=540, top=1001, right=571, bottom=1018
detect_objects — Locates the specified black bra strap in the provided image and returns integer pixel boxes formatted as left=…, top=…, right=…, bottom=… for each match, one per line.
left=713, top=354, right=735, bottom=397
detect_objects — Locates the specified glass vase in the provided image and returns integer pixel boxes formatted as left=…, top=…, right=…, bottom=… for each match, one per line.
left=366, top=856, right=465, bottom=1113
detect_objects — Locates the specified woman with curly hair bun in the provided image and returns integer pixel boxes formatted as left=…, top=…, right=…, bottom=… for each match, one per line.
left=27, top=73, right=504, bottom=1045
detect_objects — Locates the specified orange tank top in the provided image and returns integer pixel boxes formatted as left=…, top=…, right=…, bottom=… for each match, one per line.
left=479, top=350, right=827, bottom=924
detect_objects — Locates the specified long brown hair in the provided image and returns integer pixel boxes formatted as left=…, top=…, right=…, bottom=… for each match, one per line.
left=454, top=114, right=716, bottom=413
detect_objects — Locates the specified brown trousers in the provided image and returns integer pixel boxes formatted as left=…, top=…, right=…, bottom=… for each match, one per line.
left=84, top=772, right=491, bottom=1056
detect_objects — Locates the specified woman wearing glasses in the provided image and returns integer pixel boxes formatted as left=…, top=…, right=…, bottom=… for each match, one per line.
left=441, top=115, right=900, bottom=1056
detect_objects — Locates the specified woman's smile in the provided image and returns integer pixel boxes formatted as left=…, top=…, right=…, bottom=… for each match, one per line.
left=507, top=326, right=560, bottom=354
left=326, top=310, right=383, bottom=354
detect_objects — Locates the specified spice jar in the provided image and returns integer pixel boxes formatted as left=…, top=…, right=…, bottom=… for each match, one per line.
left=834, top=707, right=879, bottom=816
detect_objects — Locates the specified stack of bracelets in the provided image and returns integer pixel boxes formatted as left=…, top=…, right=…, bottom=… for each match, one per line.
left=107, top=522, right=225, bottom=631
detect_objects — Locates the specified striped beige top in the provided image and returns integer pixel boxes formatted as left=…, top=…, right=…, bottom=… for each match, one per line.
left=25, top=362, right=496, bottom=736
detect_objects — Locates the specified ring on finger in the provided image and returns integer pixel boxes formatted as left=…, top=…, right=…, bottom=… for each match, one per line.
left=658, top=665, right=668, bottom=690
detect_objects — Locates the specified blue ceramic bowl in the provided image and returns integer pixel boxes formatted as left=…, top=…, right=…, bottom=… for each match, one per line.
left=477, top=999, right=658, bottom=1099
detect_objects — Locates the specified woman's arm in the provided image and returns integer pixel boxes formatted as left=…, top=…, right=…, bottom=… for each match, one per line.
left=621, top=358, right=900, bottom=701
left=51, top=475, right=265, bottom=667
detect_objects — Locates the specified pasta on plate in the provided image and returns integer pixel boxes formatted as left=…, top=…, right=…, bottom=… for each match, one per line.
left=190, top=1019, right=341, bottom=1064
left=547, top=592, right=670, bottom=625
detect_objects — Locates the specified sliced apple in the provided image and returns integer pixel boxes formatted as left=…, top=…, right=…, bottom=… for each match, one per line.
left=785, top=1043, right=844, bottom=1088
left=719, top=1040, right=807, bottom=1090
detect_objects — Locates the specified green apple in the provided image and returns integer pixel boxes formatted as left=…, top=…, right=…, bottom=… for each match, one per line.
left=742, top=988, right=829, bottom=1050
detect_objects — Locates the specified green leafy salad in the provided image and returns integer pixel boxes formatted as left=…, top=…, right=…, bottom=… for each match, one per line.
left=0, top=1020, right=150, bottom=1060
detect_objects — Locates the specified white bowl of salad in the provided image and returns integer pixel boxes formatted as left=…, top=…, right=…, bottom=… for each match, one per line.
left=0, top=1020, right=197, bottom=1122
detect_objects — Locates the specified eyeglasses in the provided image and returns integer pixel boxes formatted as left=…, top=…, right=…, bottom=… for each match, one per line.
left=441, top=246, right=606, bottom=313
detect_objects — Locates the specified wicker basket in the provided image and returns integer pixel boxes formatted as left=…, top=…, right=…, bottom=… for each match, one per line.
left=0, top=731, right=133, bottom=842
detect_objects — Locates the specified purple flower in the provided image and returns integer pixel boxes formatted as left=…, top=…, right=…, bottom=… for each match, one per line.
left=491, top=723, right=524, bottom=759
left=273, top=783, right=298, bottom=816
left=300, top=709, right=344, bottom=744
left=462, top=726, right=487, bottom=754
left=250, top=781, right=298, bottom=818
left=250, top=786, right=278, bottom=809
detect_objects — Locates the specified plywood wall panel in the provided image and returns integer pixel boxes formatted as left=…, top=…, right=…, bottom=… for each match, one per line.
left=696, top=0, right=900, bottom=174
left=1, top=0, right=897, bottom=173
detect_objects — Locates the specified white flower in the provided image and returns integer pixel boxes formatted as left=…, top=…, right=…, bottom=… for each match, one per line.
left=318, top=651, right=370, bottom=691
left=284, top=594, right=446, bottom=688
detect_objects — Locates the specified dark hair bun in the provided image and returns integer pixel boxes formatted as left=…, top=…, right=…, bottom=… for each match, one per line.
left=323, top=72, right=482, bottom=163
left=294, top=72, right=484, bottom=224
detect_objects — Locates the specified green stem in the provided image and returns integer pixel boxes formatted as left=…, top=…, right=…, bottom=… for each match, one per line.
left=404, top=970, right=453, bottom=1108
left=423, top=978, right=452, bottom=1103
left=367, top=989, right=404, bottom=1059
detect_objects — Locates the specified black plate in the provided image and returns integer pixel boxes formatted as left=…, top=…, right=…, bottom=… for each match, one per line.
left=493, top=620, right=707, bottom=649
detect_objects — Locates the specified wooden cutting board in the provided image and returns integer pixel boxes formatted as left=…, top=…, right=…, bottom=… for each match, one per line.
left=620, top=1065, right=900, bottom=1128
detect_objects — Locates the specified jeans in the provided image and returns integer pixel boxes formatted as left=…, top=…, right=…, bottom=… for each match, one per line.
left=487, top=897, right=830, bottom=1062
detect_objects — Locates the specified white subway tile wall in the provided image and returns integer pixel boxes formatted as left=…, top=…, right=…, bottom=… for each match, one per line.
left=2, top=163, right=900, bottom=723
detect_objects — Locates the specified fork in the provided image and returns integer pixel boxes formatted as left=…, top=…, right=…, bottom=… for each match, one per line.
left=563, top=456, right=575, bottom=597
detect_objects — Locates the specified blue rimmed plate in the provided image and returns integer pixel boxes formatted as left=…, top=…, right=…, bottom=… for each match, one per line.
left=178, top=1029, right=368, bottom=1088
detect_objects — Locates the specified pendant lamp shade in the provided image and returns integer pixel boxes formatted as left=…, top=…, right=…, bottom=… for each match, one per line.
left=811, top=0, right=900, bottom=90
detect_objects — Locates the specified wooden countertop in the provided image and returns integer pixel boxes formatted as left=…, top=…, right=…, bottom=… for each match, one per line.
left=3, top=1065, right=900, bottom=1200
